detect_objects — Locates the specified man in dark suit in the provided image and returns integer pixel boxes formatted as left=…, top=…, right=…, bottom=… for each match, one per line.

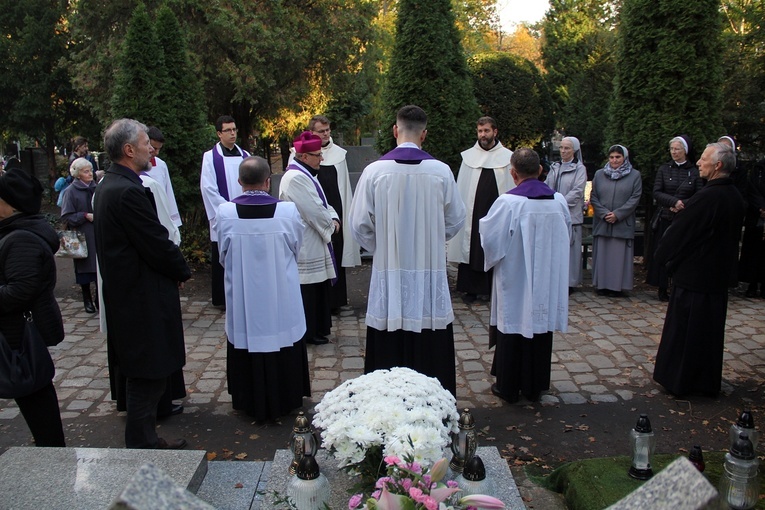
left=653, top=142, right=745, bottom=397
left=94, top=118, right=191, bottom=449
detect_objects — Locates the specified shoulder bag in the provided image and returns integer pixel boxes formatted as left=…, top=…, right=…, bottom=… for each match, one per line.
left=56, top=229, right=88, bottom=259
left=0, top=311, right=55, bottom=399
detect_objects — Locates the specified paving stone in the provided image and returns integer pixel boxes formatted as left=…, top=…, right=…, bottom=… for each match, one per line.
left=590, top=394, right=619, bottom=403
left=564, top=362, right=591, bottom=373
left=552, top=380, right=579, bottom=393
left=559, top=393, right=588, bottom=404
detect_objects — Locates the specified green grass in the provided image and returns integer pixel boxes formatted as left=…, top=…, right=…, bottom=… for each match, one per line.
left=535, top=452, right=765, bottom=510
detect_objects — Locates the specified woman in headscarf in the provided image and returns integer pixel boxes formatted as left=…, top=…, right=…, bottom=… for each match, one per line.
left=646, top=135, right=702, bottom=301
left=60, top=157, right=98, bottom=313
left=546, top=136, right=587, bottom=293
left=590, top=145, right=642, bottom=297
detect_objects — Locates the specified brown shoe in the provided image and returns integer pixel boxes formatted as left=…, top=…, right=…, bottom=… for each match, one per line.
left=156, top=437, right=187, bottom=450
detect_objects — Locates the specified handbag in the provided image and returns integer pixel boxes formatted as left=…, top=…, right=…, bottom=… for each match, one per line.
left=56, top=229, right=88, bottom=259
left=0, top=311, right=55, bottom=399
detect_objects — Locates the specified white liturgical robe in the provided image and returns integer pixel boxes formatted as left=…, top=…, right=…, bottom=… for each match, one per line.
left=200, top=143, right=247, bottom=242
left=216, top=199, right=306, bottom=353
left=479, top=189, right=572, bottom=339
left=145, top=156, right=182, bottom=227
left=349, top=143, right=466, bottom=332
left=447, top=141, right=514, bottom=264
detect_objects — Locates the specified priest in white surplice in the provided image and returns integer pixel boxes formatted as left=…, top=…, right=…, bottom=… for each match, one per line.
left=447, top=116, right=513, bottom=303
left=217, top=156, right=310, bottom=421
left=288, top=115, right=361, bottom=311
left=479, top=148, right=571, bottom=403
left=200, top=115, right=250, bottom=307
left=349, top=105, right=466, bottom=396
left=280, top=131, right=340, bottom=346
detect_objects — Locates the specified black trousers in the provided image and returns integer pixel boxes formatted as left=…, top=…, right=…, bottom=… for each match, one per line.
left=125, top=377, right=167, bottom=448
left=211, top=241, right=225, bottom=306
left=15, top=382, right=65, bottom=447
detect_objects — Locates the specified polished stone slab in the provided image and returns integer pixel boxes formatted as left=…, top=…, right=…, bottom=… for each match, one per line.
left=262, top=446, right=525, bottom=510
left=108, top=462, right=214, bottom=510
left=0, top=447, right=207, bottom=510
left=196, top=460, right=271, bottom=510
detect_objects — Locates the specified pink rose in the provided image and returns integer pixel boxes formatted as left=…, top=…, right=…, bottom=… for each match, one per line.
left=348, top=494, right=363, bottom=509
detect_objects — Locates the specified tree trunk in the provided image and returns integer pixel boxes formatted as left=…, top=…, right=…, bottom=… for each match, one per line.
left=232, top=101, right=252, bottom=152
left=44, top=119, right=57, bottom=188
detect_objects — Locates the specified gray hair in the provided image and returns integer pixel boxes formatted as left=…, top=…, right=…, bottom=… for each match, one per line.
left=104, top=119, right=148, bottom=162
left=69, top=157, right=93, bottom=179
left=707, top=142, right=736, bottom=175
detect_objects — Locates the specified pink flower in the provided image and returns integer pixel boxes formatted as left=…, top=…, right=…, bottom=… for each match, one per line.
left=348, top=494, right=363, bottom=509
left=376, top=476, right=393, bottom=489
left=429, top=458, right=448, bottom=483
left=372, top=490, right=381, bottom=499
left=408, top=487, right=425, bottom=501
left=401, top=478, right=413, bottom=491
left=446, top=480, right=459, bottom=488
left=422, top=496, right=439, bottom=510
left=384, top=455, right=401, bottom=466
left=422, top=474, right=432, bottom=487
left=430, top=486, right=460, bottom=503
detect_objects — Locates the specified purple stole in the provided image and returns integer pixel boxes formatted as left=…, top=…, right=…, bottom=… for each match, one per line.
left=286, top=162, right=338, bottom=285
left=508, top=178, right=555, bottom=199
left=378, top=145, right=435, bottom=162
left=231, top=193, right=279, bottom=206
left=212, top=143, right=250, bottom=200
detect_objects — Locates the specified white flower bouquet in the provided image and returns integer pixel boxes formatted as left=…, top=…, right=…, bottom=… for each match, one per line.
left=313, top=367, right=459, bottom=471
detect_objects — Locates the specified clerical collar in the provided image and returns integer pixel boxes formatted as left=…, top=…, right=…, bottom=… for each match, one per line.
left=293, top=157, right=319, bottom=176
left=220, top=143, right=241, bottom=157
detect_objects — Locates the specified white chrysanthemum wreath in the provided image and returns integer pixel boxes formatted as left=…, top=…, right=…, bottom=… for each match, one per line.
left=313, top=367, right=459, bottom=470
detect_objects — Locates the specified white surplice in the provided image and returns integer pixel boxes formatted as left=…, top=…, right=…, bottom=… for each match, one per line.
left=349, top=143, right=466, bottom=332
left=145, top=156, right=182, bottom=227
left=289, top=139, right=361, bottom=267
left=479, top=192, right=572, bottom=339
left=216, top=200, right=306, bottom=352
left=200, top=143, right=246, bottom=242
left=447, top=141, right=514, bottom=264
left=279, top=161, right=338, bottom=284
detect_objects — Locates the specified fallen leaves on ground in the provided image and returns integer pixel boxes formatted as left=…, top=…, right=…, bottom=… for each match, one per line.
left=235, top=452, right=248, bottom=460
left=206, top=452, right=217, bottom=461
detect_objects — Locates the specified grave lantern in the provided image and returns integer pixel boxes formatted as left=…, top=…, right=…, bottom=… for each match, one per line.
left=456, top=455, right=493, bottom=497
left=719, top=433, right=760, bottom=510
left=289, top=411, right=319, bottom=475
left=628, top=413, right=655, bottom=480
left=287, top=454, right=330, bottom=510
left=730, top=409, right=759, bottom=453
left=450, top=408, right=478, bottom=474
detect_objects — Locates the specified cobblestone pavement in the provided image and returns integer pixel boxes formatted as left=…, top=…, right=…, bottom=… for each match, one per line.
left=2, top=265, right=764, bottom=429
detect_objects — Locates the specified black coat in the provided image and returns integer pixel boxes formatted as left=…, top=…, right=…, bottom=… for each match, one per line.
left=0, top=214, right=64, bottom=350
left=655, top=177, right=745, bottom=292
left=94, top=164, right=190, bottom=380
left=653, top=160, right=703, bottom=221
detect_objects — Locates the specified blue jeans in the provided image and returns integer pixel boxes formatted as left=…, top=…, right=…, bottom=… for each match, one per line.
left=125, top=377, right=166, bottom=448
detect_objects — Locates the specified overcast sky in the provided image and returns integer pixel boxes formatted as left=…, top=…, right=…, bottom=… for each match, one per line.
left=497, top=0, right=550, bottom=31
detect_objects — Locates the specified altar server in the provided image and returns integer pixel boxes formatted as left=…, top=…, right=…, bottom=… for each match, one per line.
left=349, top=105, right=466, bottom=396
left=217, top=156, right=310, bottom=421
left=480, top=148, right=571, bottom=403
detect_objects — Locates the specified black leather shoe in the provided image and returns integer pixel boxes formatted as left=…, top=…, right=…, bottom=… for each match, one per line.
left=156, top=437, right=187, bottom=450
left=658, top=289, right=669, bottom=302
left=491, top=384, right=519, bottom=403
left=307, top=336, right=329, bottom=345
left=84, top=301, right=96, bottom=313
left=158, top=404, right=184, bottom=419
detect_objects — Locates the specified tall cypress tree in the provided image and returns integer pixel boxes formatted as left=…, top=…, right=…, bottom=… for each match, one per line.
left=607, top=0, right=723, bottom=180
left=154, top=4, right=210, bottom=216
left=111, top=3, right=169, bottom=125
left=377, top=0, right=480, bottom=171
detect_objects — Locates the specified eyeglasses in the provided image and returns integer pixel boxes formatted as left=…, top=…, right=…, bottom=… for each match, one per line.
left=306, top=152, right=323, bottom=157
left=314, top=128, right=331, bottom=134
left=220, top=128, right=238, bottom=134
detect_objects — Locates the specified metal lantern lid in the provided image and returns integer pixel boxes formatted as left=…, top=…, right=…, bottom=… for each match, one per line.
left=634, top=414, right=652, bottom=433
left=689, top=445, right=704, bottom=462
left=736, top=409, right=755, bottom=429
left=463, top=455, right=486, bottom=481
left=293, top=411, right=312, bottom=434
left=731, top=433, right=756, bottom=460
left=296, top=454, right=321, bottom=480
left=458, top=408, right=476, bottom=429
